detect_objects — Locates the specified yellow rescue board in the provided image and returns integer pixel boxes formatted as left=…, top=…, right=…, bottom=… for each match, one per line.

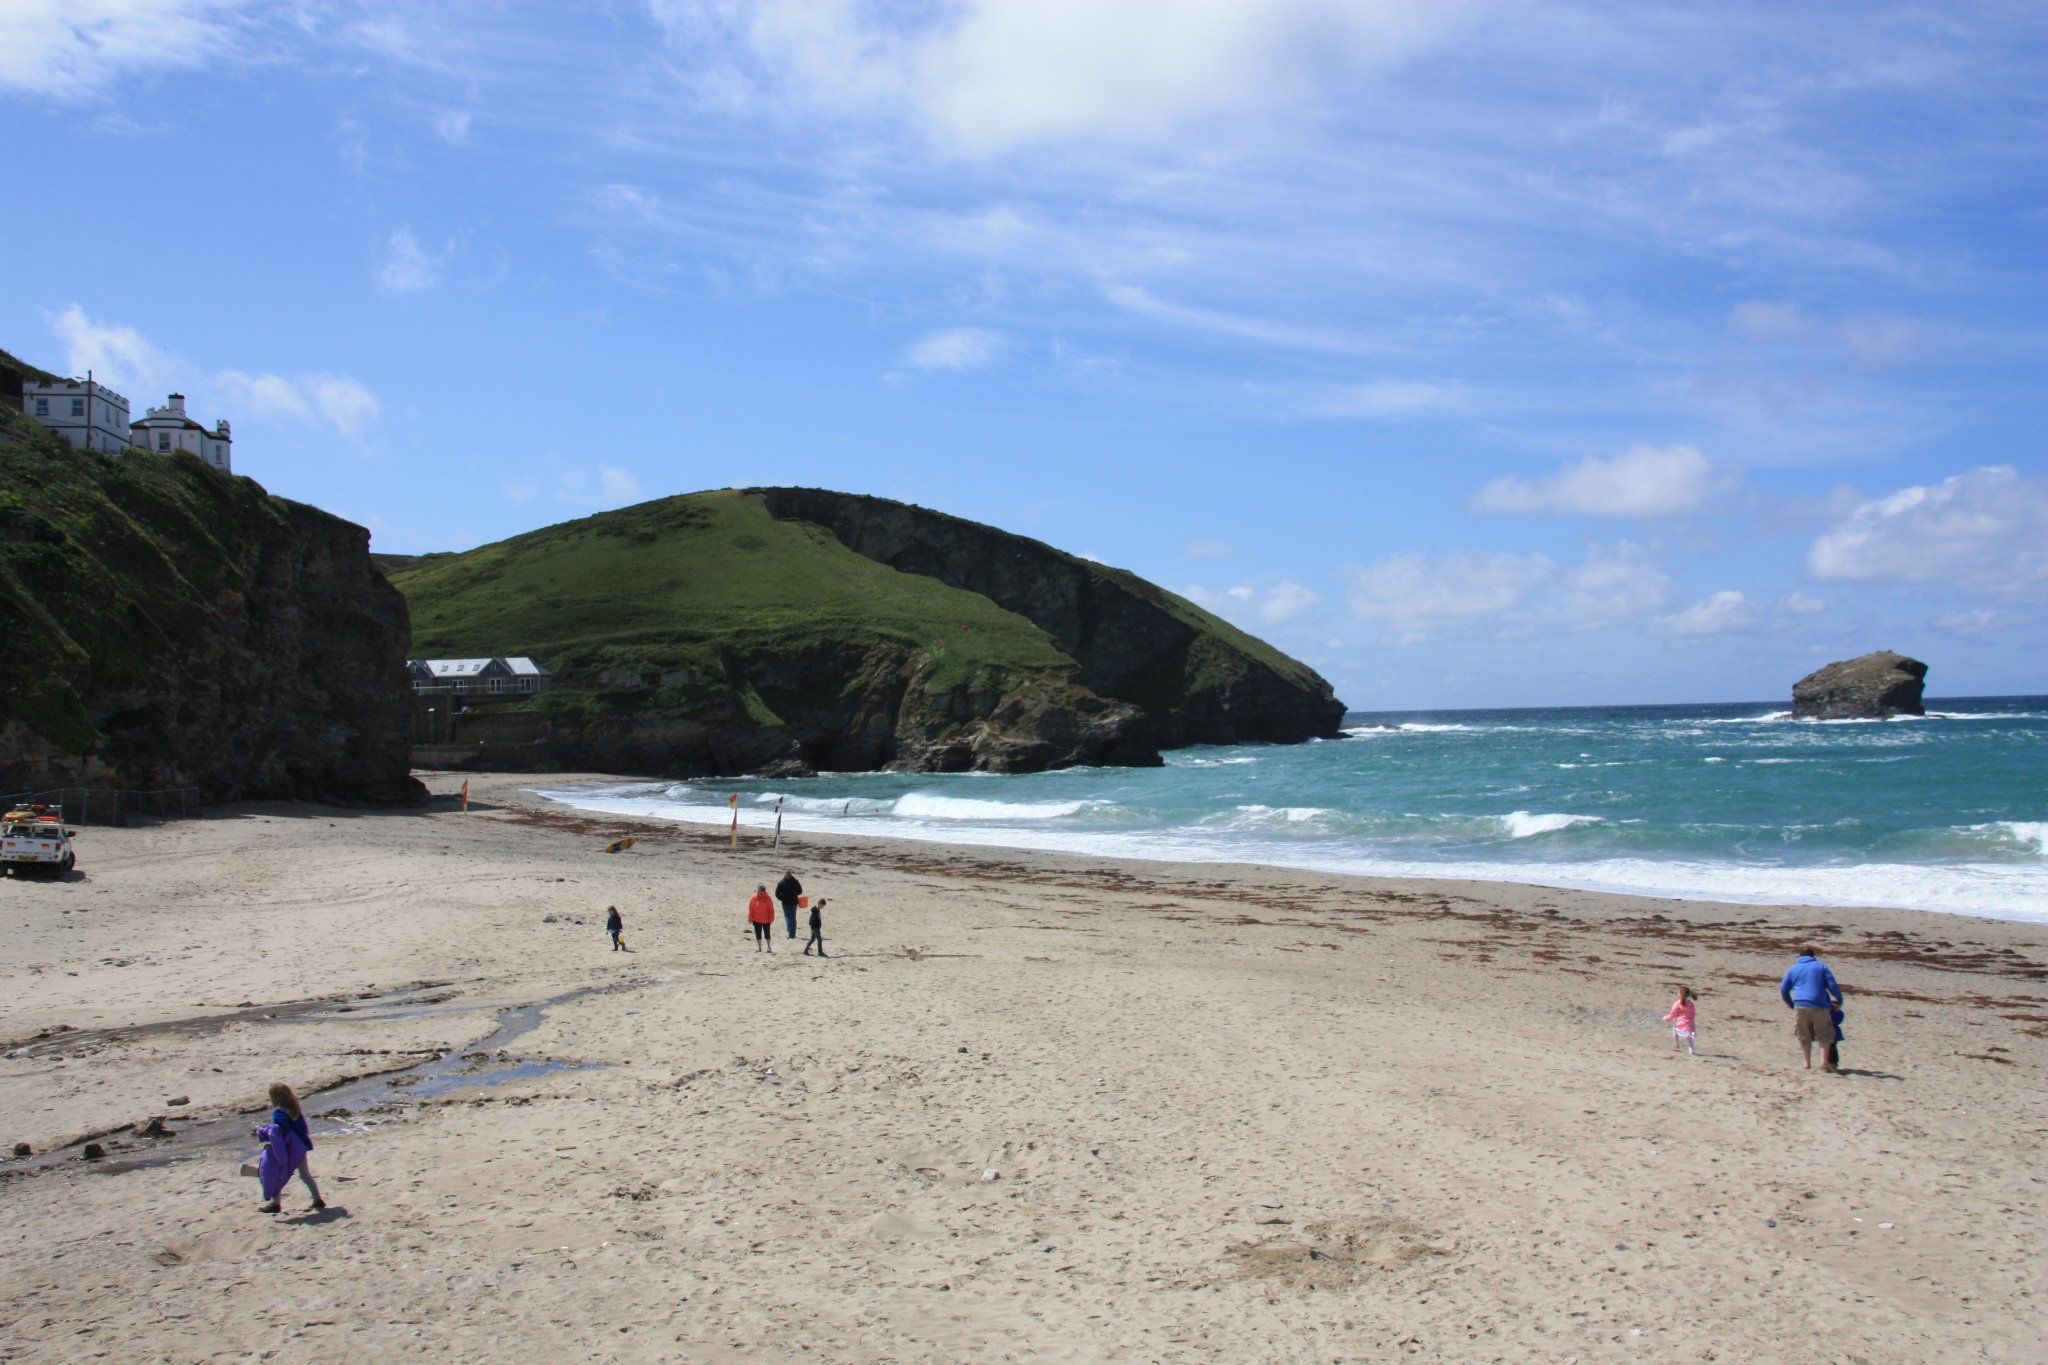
left=604, top=836, right=636, bottom=854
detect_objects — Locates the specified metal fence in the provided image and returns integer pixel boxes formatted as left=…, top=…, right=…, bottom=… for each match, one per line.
left=1, top=786, right=203, bottom=826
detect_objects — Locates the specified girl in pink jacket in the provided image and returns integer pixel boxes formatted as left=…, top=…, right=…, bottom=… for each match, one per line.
left=1664, top=987, right=1698, bottom=1055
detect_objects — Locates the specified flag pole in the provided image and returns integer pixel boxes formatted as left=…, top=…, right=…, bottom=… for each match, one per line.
left=772, top=796, right=784, bottom=849
left=728, top=793, right=739, bottom=849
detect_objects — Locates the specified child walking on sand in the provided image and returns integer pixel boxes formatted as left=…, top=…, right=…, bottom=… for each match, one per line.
left=254, top=1082, right=325, bottom=1214
left=1664, top=987, right=1698, bottom=1055
left=606, top=905, right=626, bottom=952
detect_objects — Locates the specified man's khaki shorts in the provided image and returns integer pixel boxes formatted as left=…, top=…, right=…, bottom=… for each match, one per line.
left=1792, top=1006, right=1837, bottom=1046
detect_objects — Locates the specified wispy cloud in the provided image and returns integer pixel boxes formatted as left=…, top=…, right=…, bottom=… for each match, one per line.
left=1655, top=589, right=1756, bottom=638
left=49, top=304, right=381, bottom=444
left=430, top=108, right=473, bottom=145
left=1184, top=578, right=1321, bottom=629
left=903, top=327, right=1003, bottom=371
left=1474, top=444, right=1743, bottom=518
left=1807, top=466, right=2048, bottom=597
left=0, top=0, right=248, bottom=101
left=377, top=227, right=444, bottom=293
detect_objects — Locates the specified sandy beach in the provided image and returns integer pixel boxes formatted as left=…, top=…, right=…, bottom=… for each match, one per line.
left=2, top=770, right=2043, bottom=1362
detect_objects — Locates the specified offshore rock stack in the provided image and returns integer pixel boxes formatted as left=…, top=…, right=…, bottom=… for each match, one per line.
left=1791, top=651, right=1928, bottom=720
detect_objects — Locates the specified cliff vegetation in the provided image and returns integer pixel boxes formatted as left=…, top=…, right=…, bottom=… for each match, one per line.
left=0, top=350, right=417, bottom=802
left=390, top=487, right=1345, bottom=776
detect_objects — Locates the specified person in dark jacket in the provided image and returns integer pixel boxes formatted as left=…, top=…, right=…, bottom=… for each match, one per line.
left=775, top=871, right=803, bottom=939
left=606, top=905, right=625, bottom=952
left=1779, top=947, right=1844, bottom=1072
left=803, top=897, right=829, bottom=957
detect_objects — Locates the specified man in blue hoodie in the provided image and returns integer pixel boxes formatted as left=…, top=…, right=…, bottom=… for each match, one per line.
left=1780, top=947, right=1845, bottom=1073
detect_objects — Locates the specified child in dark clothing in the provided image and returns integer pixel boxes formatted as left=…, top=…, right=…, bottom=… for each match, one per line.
left=1826, top=1003, right=1845, bottom=1069
left=803, top=897, right=829, bottom=957
left=606, top=905, right=625, bottom=952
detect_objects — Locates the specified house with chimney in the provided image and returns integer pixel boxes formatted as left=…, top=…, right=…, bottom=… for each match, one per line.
left=130, top=393, right=232, bottom=472
left=21, top=375, right=131, bottom=454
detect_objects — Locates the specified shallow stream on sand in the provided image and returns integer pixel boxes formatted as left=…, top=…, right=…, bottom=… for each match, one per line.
left=1, top=978, right=654, bottom=1181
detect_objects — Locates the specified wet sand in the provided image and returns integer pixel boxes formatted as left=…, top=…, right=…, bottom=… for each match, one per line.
left=2, top=770, right=2043, bottom=1361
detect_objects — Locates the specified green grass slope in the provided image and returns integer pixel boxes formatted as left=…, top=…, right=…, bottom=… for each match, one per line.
left=392, top=489, right=1077, bottom=693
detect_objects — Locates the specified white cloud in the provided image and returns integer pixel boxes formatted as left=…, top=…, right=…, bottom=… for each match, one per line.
left=1728, top=300, right=1810, bottom=341
left=1655, top=589, right=1756, bottom=637
left=658, top=0, right=1452, bottom=158
left=1256, top=580, right=1319, bottom=626
left=1102, top=282, right=1359, bottom=353
left=430, top=108, right=473, bottom=145
left=0, top=0, right=244, bottom=101
left=1842, top=316, right=1918, bottom=368
left=48, top=303, right=179, bottom=393
left=1185, top=577, right=1321, bottom=629
left=377, top=227, right=442, bottom=293
left=1182, top=537, right=1235, bottom=559
left=302, top=374, right=382, bottom=441
left=1542, top=542, right=1672, bottom=631
left=50, top=305, right=380, bottom=444
left=1806, top=466, right=2048, bottom=596
left=1346, top=550, right=1554, bottom=642
left=1345, top=542, right=1694, bottom=642
left=599, top=466, right=643, bottom=504
left=1309, top=380, right=1458, bottom=420
left=1474, top=444, right=1742, bottom=518
left=904, top=327, right=1003, bottom=371
left=1929, top=608, right=2020, bottom=636
left=1779, top=591, right=1825, bottom=615
left=213, top=370, right=314, bottom=422
left=552, top=465, right=645, bottom=509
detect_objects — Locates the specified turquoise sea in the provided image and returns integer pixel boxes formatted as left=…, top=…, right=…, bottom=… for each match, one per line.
left=540, top=697, right=2048, bottom=922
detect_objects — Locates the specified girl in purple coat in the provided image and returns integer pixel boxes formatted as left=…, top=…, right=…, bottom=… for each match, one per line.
left=254, top=1082, right=325, bottom=1214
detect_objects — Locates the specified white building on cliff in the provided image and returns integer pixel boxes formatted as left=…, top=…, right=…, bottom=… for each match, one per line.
left=130, top=393, right=232, bottom=471
left=22, top=376, right=131, bottom=454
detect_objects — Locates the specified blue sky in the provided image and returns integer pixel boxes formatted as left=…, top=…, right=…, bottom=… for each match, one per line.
left=4, top=1, right=2044, bottom=709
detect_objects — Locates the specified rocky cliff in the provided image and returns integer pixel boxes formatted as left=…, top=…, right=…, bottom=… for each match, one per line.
left=0, top=391, right=418, bottom=803
left=390, top=487, right=1345, bottom=778
left=1791, top=650, right=1928, bottom=720
left=754, top=488, right=1344, bottom=750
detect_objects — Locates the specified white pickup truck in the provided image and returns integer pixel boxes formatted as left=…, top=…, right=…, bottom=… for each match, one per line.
left=1, top=805, right=77, bottom=878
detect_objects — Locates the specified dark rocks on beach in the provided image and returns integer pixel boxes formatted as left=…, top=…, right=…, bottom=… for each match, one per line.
left=11, top=1142, right=29, bottom=1157
left=81, top=1142, right=106, bottom=1160
left=1791, top=651, right=1928, bottom=720
left=137, top=1116, right=168, bottom=1138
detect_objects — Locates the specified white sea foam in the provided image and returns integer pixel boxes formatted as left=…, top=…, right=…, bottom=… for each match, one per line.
left=892, top=793, right=1096, bottom=821
left=1703, top=757, right=1727, bottom=764
left=1214, top=804, right=1338, bottom=828
left=1972, top=821, right=2048, bottom=855
left=1390, top=722, right=1480, bottom=733
left=1501, top=811, right=1603, bottom=838
left=532, top=787, right=2048, bottom=922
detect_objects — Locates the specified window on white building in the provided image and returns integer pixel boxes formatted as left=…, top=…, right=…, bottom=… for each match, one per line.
left=34, top=398, right=48, bottom=416
left=158, top=433, right=170, bottom=450
left=71, top=399, right=85, bottom=416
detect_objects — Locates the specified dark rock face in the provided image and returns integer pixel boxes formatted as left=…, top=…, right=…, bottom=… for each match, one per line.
left=755, top=488, right=1346, bottom=751
left=1791, top=651, right=1928, bottom=720
left=425, top=638, right=1158, bottom=778
left=0, top=420, right=419, bottom=804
